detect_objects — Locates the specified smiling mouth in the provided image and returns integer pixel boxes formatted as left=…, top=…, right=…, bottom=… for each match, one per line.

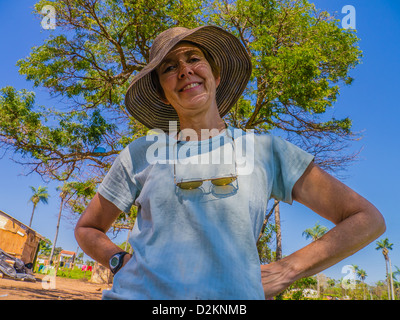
left=180, top=82, right=201, bottom=92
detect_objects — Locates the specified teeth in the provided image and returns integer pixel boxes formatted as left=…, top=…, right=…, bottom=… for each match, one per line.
left=182, top=83, right=200, bottom=91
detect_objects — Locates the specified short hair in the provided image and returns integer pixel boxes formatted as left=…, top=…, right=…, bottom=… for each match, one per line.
left=151, top=41, right=221, bottom=101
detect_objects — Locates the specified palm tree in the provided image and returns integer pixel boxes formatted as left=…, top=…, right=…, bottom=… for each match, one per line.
left=302, top=222, right=328, bottom=242
left=393, top=266, right=400, bottom=278
left=28, top=186, right=50, bottom=227
left=356, top=268, right=368, bottom=300
left=47, top=180, right=97, bottom=265
left=352, top=264, right=359, bottom=273
left=375, top=238, right=394, bottom=300
left=392, top=266, right=400, bottom=299
left=302, top=222, right=329, bottom=297
left=49, top=183, right=73, bottom=265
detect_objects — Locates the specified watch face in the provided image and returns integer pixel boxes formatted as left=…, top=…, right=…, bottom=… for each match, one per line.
left=110, top=256, right=119, bottom=268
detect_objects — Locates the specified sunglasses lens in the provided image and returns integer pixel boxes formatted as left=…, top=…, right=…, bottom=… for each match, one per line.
left=211, top=176, right=237, bottom=186
left=177, top=180, right=203, bottom=190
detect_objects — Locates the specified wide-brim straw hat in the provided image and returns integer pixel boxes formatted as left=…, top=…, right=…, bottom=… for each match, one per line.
left=125, top=25, right=252, bottom=132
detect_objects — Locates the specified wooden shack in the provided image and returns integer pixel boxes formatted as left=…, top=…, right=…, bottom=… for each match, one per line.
left=0, top=210, right=45, bottom=264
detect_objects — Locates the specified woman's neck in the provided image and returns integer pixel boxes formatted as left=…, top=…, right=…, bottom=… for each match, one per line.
left=177, top=120, right=226, bottom=141
left=176, top=108, right=226, bottom=141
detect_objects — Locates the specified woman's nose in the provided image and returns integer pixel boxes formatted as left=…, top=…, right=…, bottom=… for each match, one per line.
left=178, top=63, right=193, bottom=79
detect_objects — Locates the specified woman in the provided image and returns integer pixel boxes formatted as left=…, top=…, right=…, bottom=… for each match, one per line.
left=75, top=26, right=385, bottom=300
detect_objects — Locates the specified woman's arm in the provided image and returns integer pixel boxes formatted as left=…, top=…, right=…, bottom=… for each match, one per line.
left=74, top=193, right=131, bottom=270
left=261, top=162, right=386, bottom=299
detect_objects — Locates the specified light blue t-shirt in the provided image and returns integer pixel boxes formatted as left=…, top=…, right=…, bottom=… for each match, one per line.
left=98, top=126, right=314, bottom=300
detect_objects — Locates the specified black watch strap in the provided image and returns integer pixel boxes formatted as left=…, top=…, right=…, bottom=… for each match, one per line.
left=109, top=251, right=129, bottom=275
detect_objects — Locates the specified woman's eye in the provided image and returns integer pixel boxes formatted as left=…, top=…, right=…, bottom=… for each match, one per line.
left=162, top=56, right=200, bottom=73
left=163, top=65, right=175, bottom=73
left=189, top=57, right=200, bottom=63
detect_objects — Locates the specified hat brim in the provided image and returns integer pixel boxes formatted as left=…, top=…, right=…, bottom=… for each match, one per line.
left=124, top=25, right=252, bottom=132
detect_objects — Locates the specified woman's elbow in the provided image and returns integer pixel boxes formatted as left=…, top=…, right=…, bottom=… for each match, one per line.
left=373, top=209, right=386, bottom=238
left=74, top=220, right=85, bottom=245
left=74, top=210, right=91, bottom=245
left=365, top=205, right=386, bottom=241
left=344, top=201, right=386, bottom=245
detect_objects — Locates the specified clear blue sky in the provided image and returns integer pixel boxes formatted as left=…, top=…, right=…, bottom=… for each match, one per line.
left=0, top=0, right=399, bottom=285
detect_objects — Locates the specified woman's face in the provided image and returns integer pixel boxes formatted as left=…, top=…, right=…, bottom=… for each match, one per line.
left=156, top=42, right=220, bottom=118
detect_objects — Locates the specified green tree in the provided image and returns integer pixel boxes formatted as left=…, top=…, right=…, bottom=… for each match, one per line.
left=356, top=268, right=368, bottom=300
left=51, top=247, right=63, bottom=264
left=302, top=222, right=328, bottom=297
left=357, top=268, right=367, bottom=282
left=1, top=0, right=362, bottom=236
left=49, top=183, right=74, bottom=264
left=74, top=252, right=84, bottom=264
left=393, top=266, right=400, bottom=278
left=1, top=0, right=206, bottom=181
left=38, top=238, right=52, bottom=257
left=207, top=0, right=362, bottom=172
left=372, top=280, right=388, bottom=300
left=274, top=200, right=282, bottom=261
left=257, top=222, right=275, bottom=264
left=285, top=276, right=317, bottom=300
left=1, top=0, right=362, bottom=178
left=302, top=222, right=328, bottom=242
left=257, top=201, right=279, bottom=263
left=375, top=238, right=394, bottom=300
left=393, top=266, right=400, bottom=299
left=63, top=179, right=97, bottom=215
left=28, top=185, right=50, bottom=227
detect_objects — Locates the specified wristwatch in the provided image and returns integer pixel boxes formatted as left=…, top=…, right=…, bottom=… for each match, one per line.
left=109, top=251, right=129, bottom=275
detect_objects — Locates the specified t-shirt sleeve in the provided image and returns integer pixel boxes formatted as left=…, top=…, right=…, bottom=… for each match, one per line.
left=97, top=147, right=139, bottom=213
left=270, top=136, right=314, bottom=204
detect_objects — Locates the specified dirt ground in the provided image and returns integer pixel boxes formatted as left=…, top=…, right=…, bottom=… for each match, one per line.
left=0, top=273, right=111, bottom=300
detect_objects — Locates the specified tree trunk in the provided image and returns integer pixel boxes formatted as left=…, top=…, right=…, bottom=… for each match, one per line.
left=28, top=203, right=37, bottom=227
left=385, top=258, right=390, bottom=300
left=49, top=198, right=64, bottom=264
left=257, top=201, right=278, bottom=245
left=274, top=200, right=282, bottom=261
left=389, top=256, right=395, bottom=300
left=362, top=280, right=366, bottom=300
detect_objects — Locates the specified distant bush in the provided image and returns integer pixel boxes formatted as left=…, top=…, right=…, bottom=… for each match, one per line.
left=56, top=267, right=92, bottom=280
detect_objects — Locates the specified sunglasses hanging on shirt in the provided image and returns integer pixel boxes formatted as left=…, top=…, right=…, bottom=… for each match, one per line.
left=173, top=125, right=237, bottom=190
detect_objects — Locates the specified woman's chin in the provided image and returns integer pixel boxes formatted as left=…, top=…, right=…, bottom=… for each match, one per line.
left=181, top=94, right=213, bottom=110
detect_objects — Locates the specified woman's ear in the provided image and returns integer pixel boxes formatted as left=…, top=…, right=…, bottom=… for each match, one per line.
left=215, top=76, right=221, bottom=88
